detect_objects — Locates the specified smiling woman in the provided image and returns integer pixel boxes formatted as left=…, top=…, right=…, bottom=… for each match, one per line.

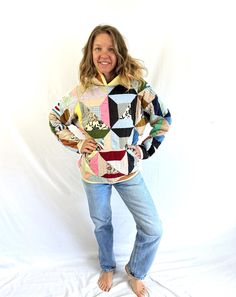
left=49, top=24, right=171, bottom=297
left=92, top=33, right=117, bottom=82
left=79, top=25, right=145, bottom=90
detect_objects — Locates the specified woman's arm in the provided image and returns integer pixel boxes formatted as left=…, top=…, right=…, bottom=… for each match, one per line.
left=138, top=82, right=172, bottom=159
left=49, top=88, right=85, bottom=153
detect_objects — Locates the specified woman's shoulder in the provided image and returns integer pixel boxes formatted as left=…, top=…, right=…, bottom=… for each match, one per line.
left=74, top=83, right=93, bottom=99
left=130, top=78, right=148, bottom=93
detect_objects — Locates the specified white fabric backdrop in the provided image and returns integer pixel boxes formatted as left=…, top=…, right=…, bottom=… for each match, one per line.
left=1, top=0, right=236, bottom=296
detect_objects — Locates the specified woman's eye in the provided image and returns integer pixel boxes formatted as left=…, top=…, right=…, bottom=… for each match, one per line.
left=94, top=47, right=101, bottom=51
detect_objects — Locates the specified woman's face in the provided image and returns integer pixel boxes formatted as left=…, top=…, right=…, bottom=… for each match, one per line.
left=92, top=33, right=117, bottom=82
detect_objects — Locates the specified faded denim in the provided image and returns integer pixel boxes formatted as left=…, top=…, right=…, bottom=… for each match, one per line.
left=82, top=172, right=162, bottom=280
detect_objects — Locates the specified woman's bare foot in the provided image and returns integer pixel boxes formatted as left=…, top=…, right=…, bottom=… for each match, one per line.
left=129, top=278, right=147, bottom=297
left=125, top=265, right=147, bottom=297
left=98, top=271, right=113, bottom=292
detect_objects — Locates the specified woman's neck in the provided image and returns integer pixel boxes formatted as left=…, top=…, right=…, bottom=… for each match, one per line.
left=103, top=72, right=116, bottom=83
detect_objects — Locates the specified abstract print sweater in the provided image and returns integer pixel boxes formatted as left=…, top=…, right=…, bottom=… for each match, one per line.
left=49, top=75, right=171, bottom=184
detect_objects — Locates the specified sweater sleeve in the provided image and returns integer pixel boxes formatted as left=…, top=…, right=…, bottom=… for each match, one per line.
left=138, top=82, right=172, bottom=159
left=49, top=87, right=85, bottom=153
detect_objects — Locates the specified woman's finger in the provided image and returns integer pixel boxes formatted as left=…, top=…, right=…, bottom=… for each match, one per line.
left=81, top=139, right=98, bottom=153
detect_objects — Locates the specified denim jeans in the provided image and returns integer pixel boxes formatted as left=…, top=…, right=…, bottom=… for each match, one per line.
left=82, top=172, right=163, bottom=280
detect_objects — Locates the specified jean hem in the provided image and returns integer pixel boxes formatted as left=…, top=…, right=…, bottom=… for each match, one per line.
left=101, top=267, right=116, bottom=273
left=125, top=264, right=146, bottom=280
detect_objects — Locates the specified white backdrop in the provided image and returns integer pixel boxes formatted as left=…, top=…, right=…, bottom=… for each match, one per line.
left=1, top=0, right=236, bottom=296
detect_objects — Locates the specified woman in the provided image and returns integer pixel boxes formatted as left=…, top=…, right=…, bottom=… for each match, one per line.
left=49, top=25, right=171, bottom=297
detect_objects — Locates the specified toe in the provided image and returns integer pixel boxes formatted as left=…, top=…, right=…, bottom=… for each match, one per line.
left=98, top=280, right=104, bottom=291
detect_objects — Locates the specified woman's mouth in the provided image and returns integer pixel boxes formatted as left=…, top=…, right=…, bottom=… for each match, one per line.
left=98, top=61, right=110, bottom=65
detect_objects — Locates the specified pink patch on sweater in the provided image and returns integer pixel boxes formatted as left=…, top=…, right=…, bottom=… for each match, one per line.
left=100, top=96, right=110, bottom=127
left=89, top=153, right=99, bottom=175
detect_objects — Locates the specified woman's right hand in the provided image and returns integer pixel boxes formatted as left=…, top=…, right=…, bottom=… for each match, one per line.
left=80, top=139, right=98, bottom=154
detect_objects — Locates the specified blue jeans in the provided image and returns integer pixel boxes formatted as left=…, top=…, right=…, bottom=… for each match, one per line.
left=82, top=172, right=163, bottom=280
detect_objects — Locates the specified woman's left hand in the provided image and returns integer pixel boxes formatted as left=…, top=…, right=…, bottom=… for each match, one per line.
left=127, top=145, right=142, bottom=159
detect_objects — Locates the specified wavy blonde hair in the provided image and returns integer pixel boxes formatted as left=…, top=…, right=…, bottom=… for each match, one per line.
left=79, top=25, right=146, bottom=89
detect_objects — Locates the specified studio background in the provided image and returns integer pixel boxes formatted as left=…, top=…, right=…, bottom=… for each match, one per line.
left=1, top=0, right=236, bottom=296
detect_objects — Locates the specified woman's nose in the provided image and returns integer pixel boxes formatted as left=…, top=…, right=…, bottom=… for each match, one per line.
left=100, top=49, right=109, bottom=56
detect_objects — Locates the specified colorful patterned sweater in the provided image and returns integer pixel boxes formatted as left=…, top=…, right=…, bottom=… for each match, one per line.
left=49, top=74, right=171, bottom=184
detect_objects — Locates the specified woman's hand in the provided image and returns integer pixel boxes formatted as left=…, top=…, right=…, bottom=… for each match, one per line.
left=80, top=139, right=98, bottom=154
left=127, top=145, right=142, bottom=159
left=132, top=146, right=142, bottom=159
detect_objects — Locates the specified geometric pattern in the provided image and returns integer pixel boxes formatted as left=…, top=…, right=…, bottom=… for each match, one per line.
left=49, top=74, right=171, bottom=183
left=108, top=85, right=137, bottom=131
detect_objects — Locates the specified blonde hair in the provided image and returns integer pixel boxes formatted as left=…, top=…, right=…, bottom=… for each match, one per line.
left=79, top=25, right=146, bottom=89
